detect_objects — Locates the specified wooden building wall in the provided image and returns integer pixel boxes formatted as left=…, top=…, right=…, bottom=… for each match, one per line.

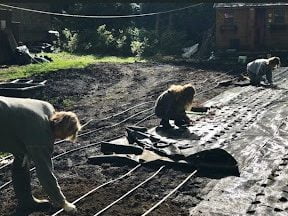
left=265, top=7, right=288, bottom=49
left=11, top=3, right=51, bottom=43
left=0, top=9, right=14, bottom=64
left=216, top=6, right=288, bottom=51
left=216, top=8, right=253, bottom=50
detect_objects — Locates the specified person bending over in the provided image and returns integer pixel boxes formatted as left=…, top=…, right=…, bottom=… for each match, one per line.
left=247, top=56, right=280, bottom=87
left=155, top=83, right=195, bottom=129
left=0, top=96, right=81, bottom=215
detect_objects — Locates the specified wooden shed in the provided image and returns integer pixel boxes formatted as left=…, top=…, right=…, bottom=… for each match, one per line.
left=0, top=9, right=18, bottom=64
left=214, top=3, right=288, bottom=52
left=0, top=3, right=51, bottom=64
left=10, top=3, right=51, bottom=43
left=0, top=3, right=51, bottom=44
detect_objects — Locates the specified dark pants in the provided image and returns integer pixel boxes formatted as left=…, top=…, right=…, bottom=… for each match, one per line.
left=12, top=155, right=34, bottom=208
left=248, top=70, right=262, bottom=86
left=11, top=155, right=51, bottom=216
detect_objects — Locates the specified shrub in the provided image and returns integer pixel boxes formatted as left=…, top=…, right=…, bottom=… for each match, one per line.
left=61, top=28, right=79, bottom=53
left=130, top=28, right=159, bottom=57
left=60, top=26, right=162, bottom=57
left=92, top=25, right=117, bottom=54
left=76, top=25, right=117, bottom=54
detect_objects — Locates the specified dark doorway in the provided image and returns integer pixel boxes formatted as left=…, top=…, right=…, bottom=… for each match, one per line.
left=255, top=8, right=266, bottom=49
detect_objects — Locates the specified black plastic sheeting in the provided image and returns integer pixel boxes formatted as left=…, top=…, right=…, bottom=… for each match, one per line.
left=88, top=130, right=239, bottom=177
left=188, top=67, right=288, bottom=215
left=90, top=67, right=288, bottom=215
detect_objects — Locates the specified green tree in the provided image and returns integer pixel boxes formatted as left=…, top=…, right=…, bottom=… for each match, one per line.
left=51, top=3, right=215, bottom=57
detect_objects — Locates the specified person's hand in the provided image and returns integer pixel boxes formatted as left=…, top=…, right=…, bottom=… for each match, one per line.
left=63, top=201, right=77, bottom=213
left=184, top=118, right=194, bottom=125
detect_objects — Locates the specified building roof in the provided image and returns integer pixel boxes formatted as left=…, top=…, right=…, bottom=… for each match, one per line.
left=214, top=3, right=288, bottom=8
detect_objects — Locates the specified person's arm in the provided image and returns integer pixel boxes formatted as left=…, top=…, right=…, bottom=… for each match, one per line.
left=26, top=145, right=76, bottom=212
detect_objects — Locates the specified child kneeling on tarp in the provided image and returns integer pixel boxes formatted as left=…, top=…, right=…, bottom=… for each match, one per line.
left=155, top=83, right=195, bottom=129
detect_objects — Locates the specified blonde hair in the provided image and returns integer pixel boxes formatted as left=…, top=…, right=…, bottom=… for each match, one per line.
left=169, top=83, right=196, bottom=110
left=50, top=111, right=81, bottom=142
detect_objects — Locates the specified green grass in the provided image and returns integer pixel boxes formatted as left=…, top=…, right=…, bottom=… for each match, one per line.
left=0, top=52, right=142, bottom=81
left=0, top=152, right=9, bottom=158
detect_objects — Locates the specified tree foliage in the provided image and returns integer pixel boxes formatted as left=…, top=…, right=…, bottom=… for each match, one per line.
left=51, top=3, right=215, bottom=57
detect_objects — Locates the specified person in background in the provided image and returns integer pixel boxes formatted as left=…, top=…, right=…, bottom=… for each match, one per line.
left=247, top=56, right=280, bottom=87
left=0, top=96, right=81, bottom=215
left=155, top=83, right=195, bottom=129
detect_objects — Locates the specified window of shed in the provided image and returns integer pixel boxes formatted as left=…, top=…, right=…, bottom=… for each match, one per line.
left=274, top=8, right=285, bottom=23
left=224, top=12, right=234, bottom=24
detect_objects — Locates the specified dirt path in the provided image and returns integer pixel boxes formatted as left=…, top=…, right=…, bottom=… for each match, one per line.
left=0, top=62, right=237, bottom=216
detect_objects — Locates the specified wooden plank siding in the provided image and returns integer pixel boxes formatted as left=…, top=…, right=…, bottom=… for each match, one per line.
left=216, top=6, right=288, bottom=51
left=0, top=4, right=51, bottom=64
left=0, top=9, right=14, bottom=64
left=265, top=7, right=288, bottom=49
left=216, top=8, right=251, bottom=50
left=10, top=3, right=51, bottom=43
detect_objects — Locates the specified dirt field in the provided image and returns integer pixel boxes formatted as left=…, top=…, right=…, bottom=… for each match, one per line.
left=0, top=62, right=240, bottom=216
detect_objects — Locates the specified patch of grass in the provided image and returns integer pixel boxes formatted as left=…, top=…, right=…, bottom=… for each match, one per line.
left=62, top=98, right=75, bottom=108
left=44, top=96, right=77, bottom=109
left=0, top=52, right=143, bottom=81
left=0, top=152, right=9, bottom=158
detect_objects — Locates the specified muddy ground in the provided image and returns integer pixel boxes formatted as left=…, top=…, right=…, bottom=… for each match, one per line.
left=0, top=61, right=241, bottom=216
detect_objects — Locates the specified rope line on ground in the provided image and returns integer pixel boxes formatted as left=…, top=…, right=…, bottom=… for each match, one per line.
left=94, top=166, right=165, bottom=216
left=51, top=164, right=142, bottom=216
left=141, top=170, right=198, bottom=216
